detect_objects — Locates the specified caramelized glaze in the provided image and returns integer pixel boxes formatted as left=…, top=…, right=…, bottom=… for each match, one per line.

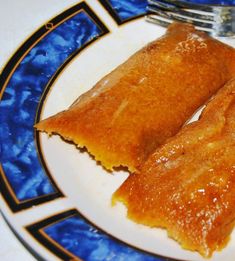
left=36, top=23, right=235, bottom=171
left=113, top=79, right=235, bottom=257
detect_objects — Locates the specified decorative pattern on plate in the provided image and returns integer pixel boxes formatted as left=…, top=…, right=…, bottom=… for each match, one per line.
left=1, top=1, right=170, bottom=260
left=98, top=0, right=147, bottom=24
left=27, top=209, right=167, bottom=261
left=0, top=2, right=109, bottom=212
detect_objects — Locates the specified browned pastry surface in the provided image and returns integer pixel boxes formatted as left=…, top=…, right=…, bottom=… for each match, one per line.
left=35, top=22, right=235, bottom=171
left=113, top=79, right=235, bottom=257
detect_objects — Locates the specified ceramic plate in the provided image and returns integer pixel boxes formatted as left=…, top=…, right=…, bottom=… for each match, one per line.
left=1, top=1, right=235, bottom=260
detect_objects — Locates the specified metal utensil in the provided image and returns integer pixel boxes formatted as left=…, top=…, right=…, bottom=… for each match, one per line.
left=147, top=0, right=235, bottom=37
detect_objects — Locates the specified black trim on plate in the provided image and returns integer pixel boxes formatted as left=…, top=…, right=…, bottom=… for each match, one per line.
left=26, top=208, right=179, bottom=261
left=26, top=209, right=78, bottom=260
left=0, top=166, right=63, bottom=212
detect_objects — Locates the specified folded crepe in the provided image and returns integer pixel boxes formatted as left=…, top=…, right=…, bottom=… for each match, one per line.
left=35, top=22, right=235, bottom=172
left=113, top=79, right=235, bottom=257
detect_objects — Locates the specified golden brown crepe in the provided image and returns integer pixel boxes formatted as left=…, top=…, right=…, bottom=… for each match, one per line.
left=35, top=22, right=235, bottom=172
left=113, top=79, right=235, bottom=257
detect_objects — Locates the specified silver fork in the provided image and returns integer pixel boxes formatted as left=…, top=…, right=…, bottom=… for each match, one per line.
left=146, top=0, right=235, bottom=37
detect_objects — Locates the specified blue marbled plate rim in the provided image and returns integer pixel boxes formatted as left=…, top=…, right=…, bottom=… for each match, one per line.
left=0, top=0, right=180, bottom=260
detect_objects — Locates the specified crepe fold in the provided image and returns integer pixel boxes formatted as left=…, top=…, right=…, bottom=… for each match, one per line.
left=35, top=22, right=235, bottom=171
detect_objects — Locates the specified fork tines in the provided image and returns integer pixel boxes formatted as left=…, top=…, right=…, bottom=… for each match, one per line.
left=146, top=0, right=215, bottom=34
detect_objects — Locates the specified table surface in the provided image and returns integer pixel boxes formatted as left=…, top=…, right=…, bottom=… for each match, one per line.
left=0, top=213, right=35, bottom=261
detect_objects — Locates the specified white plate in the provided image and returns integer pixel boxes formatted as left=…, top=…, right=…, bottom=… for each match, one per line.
left=1, top=1, right=235, bottom=260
